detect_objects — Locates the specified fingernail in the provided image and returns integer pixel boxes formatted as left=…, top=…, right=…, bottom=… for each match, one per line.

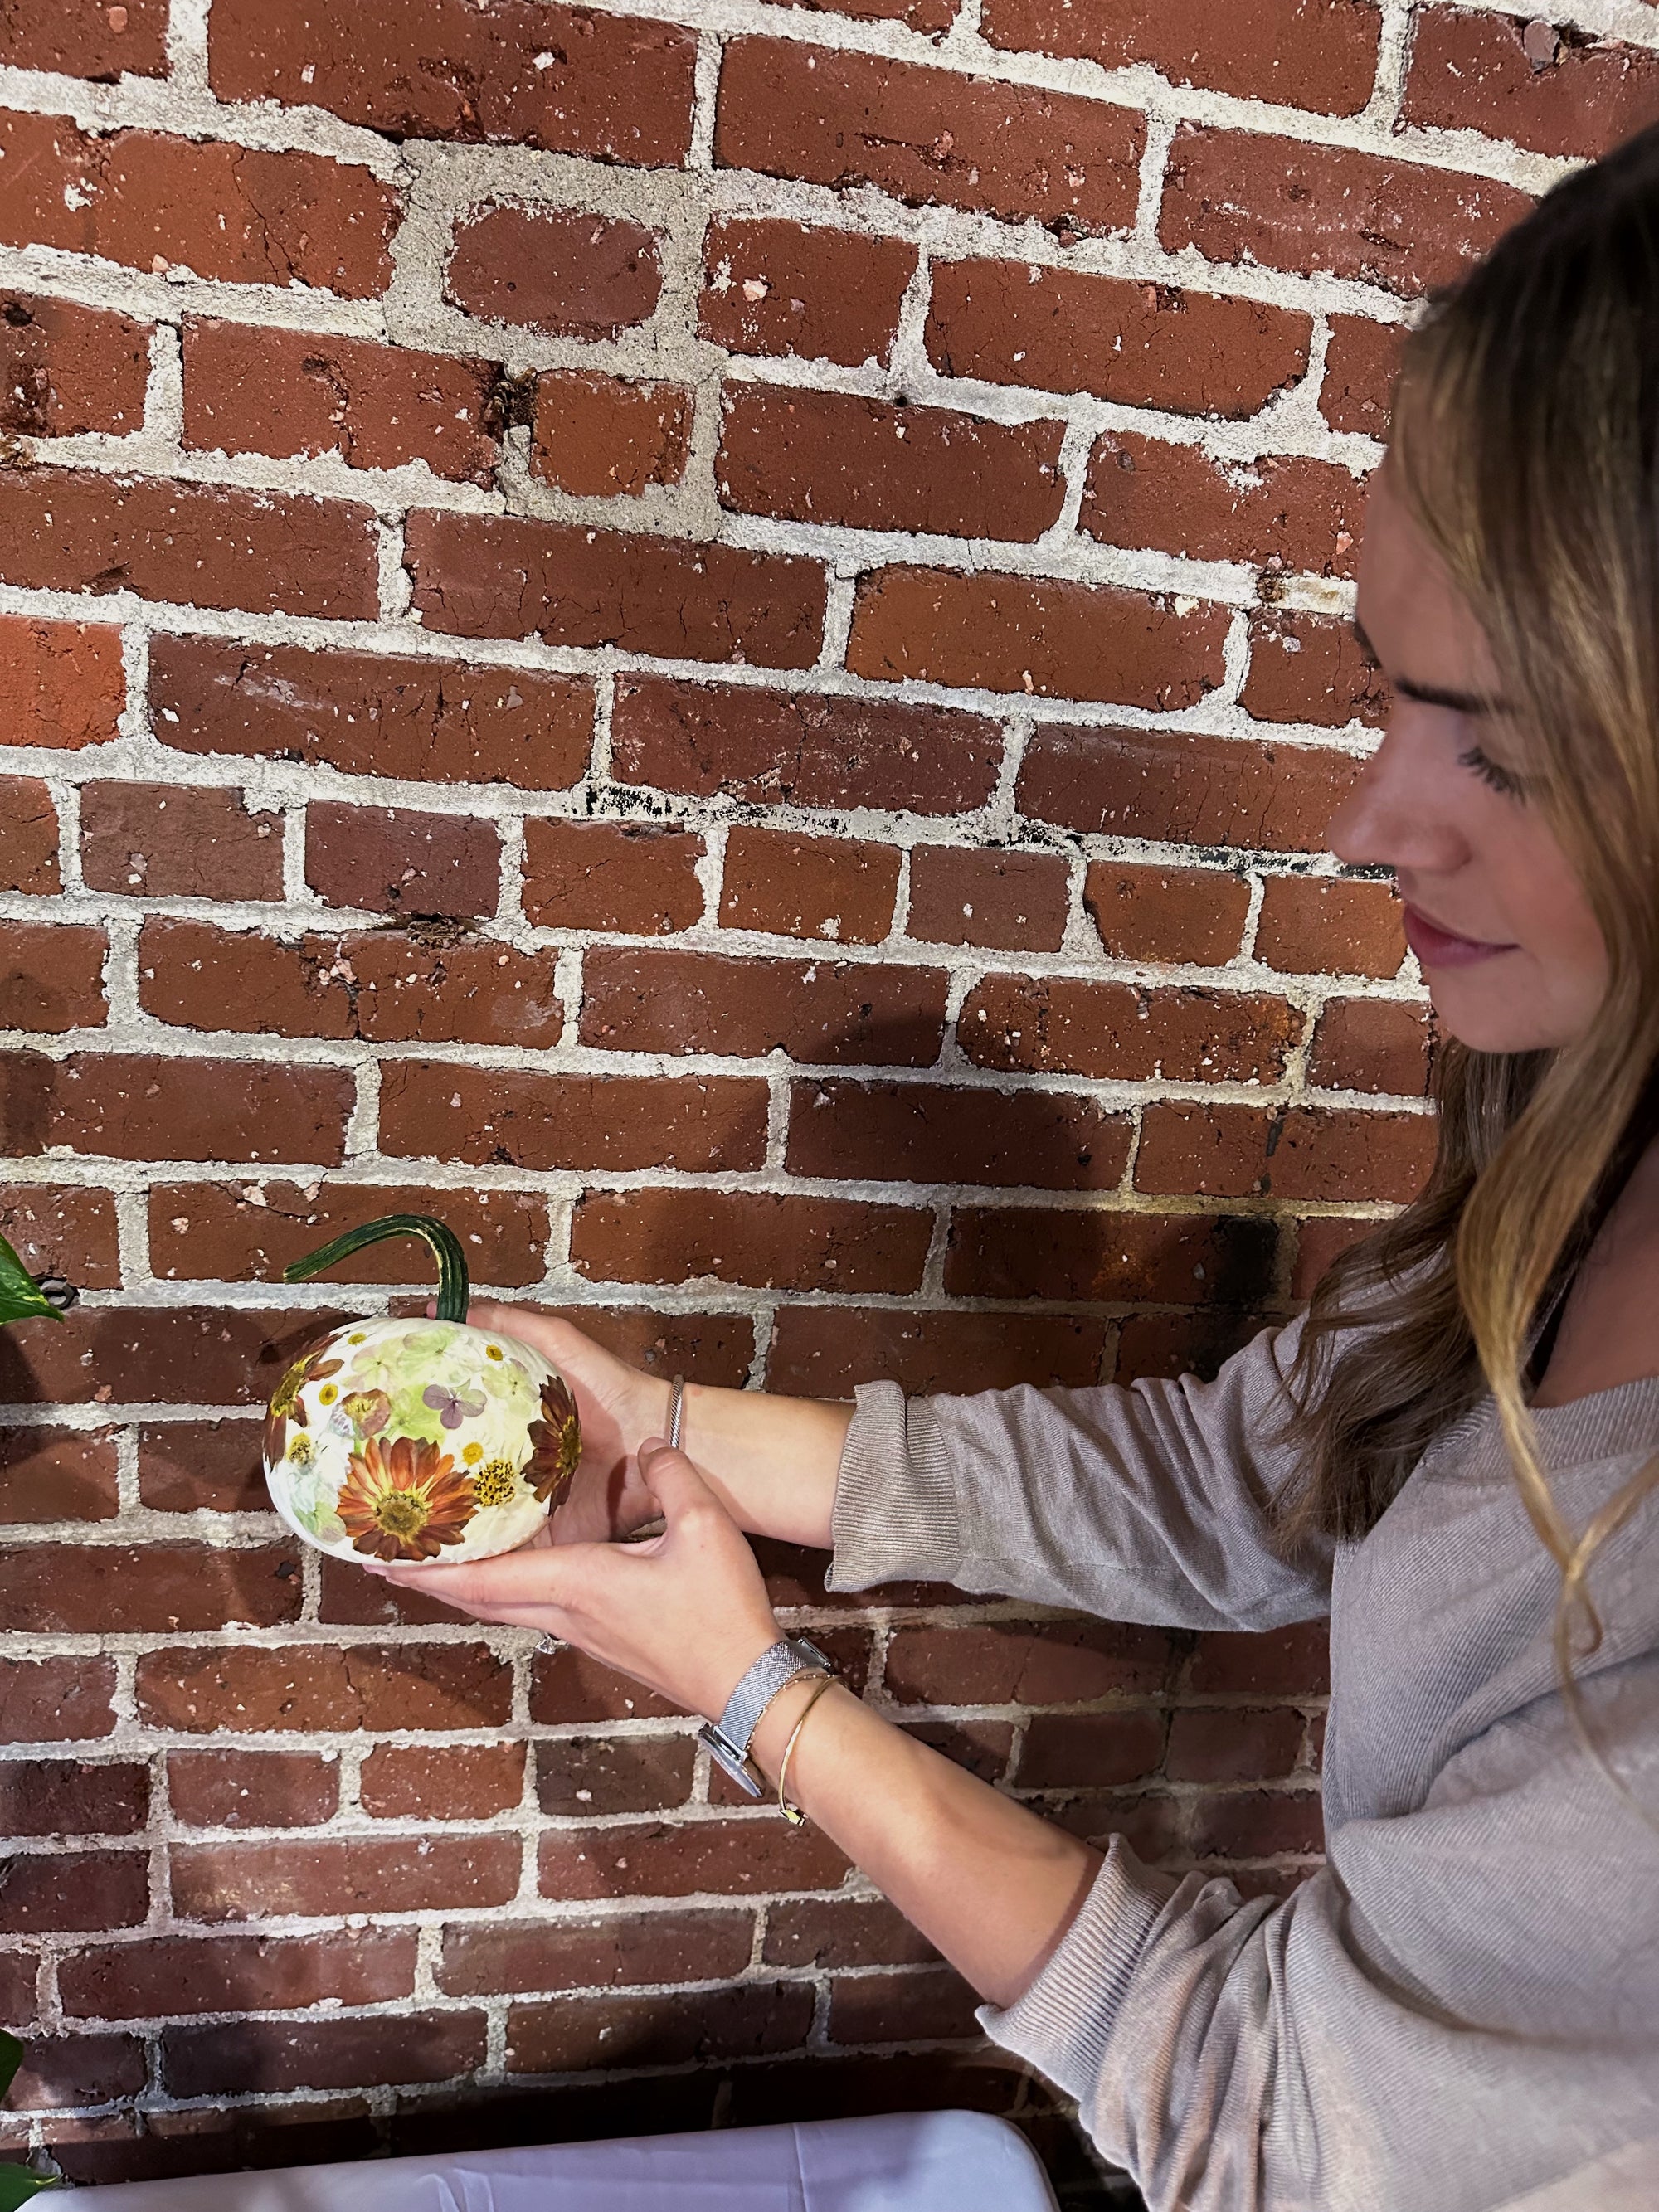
left=639, top=1435, right=666, bottom=1455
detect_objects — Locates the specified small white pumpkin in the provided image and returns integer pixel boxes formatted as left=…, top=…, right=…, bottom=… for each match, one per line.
left=262, top=1214, right=581, bottom=1568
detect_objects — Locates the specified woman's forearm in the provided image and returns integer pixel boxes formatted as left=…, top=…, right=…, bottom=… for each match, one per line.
left=748, top=1676, right=1101, bottom=2010
left=679, top=1381, right=849, bottom=1550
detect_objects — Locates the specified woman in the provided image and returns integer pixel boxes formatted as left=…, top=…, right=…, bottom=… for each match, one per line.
left=371, top=126, right=1659, bottom=2210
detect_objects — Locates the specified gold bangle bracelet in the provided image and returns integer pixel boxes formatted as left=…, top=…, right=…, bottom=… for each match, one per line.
left=776, top=1675, right=835, bottom=1826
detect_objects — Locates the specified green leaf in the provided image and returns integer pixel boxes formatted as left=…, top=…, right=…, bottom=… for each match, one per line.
left=0, top=2164, right=61, bottom=2206
left=0, top=1238, right=60, bottom=1330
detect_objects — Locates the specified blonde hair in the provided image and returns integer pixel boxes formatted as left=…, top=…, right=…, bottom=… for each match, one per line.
left=1278, top=123, right=1659, bottom=1729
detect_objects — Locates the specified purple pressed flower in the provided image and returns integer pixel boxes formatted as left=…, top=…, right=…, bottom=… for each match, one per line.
left=422, top=1382, right=486, bottom=1431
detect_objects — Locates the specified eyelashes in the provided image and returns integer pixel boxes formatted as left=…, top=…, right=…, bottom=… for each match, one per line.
left=1457, top=745, right=1526, bottom=800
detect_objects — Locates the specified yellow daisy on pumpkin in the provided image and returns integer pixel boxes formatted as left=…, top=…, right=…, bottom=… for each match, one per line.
left=335, top=1435, right=477, bottom=1563
left=523, top=1376, right=581, bottom=1507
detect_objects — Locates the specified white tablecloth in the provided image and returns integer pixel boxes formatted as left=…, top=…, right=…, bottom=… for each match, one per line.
left=62, top=2108, right=1060, bottom=2210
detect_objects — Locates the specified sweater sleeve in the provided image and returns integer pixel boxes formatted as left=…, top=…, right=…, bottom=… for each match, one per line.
left=830, top=1315, right=1334, bottom=1631
left=982, top=1647, right=1659, bottom=2212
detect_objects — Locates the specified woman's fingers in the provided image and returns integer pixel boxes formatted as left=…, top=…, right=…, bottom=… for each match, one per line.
left=372, top=1540, right=603, bottom=1612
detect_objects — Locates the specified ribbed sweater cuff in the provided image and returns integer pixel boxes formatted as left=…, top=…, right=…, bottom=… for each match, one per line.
left=826, top=1385, right=962, bottom=1592
left=977, top=1840, right=1180, bottom=2099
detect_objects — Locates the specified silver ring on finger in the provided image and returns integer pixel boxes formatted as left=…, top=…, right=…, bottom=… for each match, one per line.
left=533, top=1634, right=562, bottom=1655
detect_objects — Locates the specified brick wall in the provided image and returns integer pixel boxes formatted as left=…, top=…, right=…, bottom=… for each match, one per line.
left=0, top=0, right=1649, bottom=2200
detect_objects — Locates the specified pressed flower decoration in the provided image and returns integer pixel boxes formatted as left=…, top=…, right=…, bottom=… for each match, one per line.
left=260, top=1212, right=581, bottom=1567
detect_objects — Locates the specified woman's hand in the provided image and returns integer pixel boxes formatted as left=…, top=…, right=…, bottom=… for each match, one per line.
left=463, top=1301, right=673, bottom=1545
left=368, top=1439, right=781, bottom=1723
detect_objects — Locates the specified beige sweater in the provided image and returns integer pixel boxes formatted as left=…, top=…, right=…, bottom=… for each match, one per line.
left=830, top=1315, right=1659, bottom=2212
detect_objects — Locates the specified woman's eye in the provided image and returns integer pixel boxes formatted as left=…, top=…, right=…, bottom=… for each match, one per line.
left=1457, top=744, right=1525, bottom=800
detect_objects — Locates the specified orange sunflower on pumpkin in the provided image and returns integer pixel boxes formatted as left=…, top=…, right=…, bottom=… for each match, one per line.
left=523, top=1375, right=581, bottom=1507
left=335, top=1435, right=478, bottom=1562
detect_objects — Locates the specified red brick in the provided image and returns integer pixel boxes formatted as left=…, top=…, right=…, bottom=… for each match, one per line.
left=0, top=1052, right=351, bottom=1164
left=183, top=322, right=500, bottom=485
left=581, top=948, right=946, bottom=1067
left=530, top=371, right=691, bottom=496
left=767, top=1307, right=1107, bottom=1396
left=0, top=1953, right=36, bottom=2030
left=722, top=829, right=898, bottom=946
left=926, top=260, right=1311, bottom=418
left=439, top=1911, right=753, bottom=1996
left=445, top=205, right=664, bottom=336
left=1018, top=723, right=1360, bottom=853
left=984, top=0, right=1379, bottom=111
left=0, top=776, right=60, bottom=893
left=535, top=1735, right=695, bottom=1817
left=0, top=1850, right=148, bottom=1935
left=0, top=1306, right=341, bottom=1412
left=316, top=1553, right=505, bottom=1633
left=1084, top=431, right=1366, bottom=577
left=138, top=1422, right=265, bottom=1514
left=304, top=801, right=499, bottom=918
left=1015, top=1711, right=1167, bottom=1788
left=1083, top=861, right=1252, bottom=965
left=944, top=1207, right=1277, bottom=1305
left=1254, top=875, right=1404, bottom=977
left=0, top=1759, right=146, bottom=1839
left=1243, top=609, right=1390, bottom=729
left=6, top=2034, right=146, bottom=2110
left=612, top=678, right=1003, bottom=816
left=716, top=40, right=1143, bottom=236
left=0, top=1657, right=117, bottom=1743
left=167, top=1751, right=340, bottom=1831
left=212, top=0, right=697, bottom=163
left=1114, top=1307, right=1272, bottom=1387
left=1291, top=1213, right=1379, bottom=1300
left=1165, top=1705, right=1306, bottom=1784
left=406, top=511, right=825, bottom=668
left=961, top=975, right=1302, bottom=1083
left=0, top=114, right=399, bottom=297
left=764, top=1896, right=940, bottom=1971
left=1403, top=10, right=1659, bottom=161
left=0, top=0, right=168, bottom=77
left=506, top=1982, right=812, bottom=2074
left=887, top=1618, right=1171, bottom=1705
left=1309, top=996, right=1432, bottom=1096
left=572, top=1189, right=932, bottom=1295
left=718, top=386, right=1067, bottom=542
left=1189, top=1788, right=1325, bottom=1860
left=43, top=2105, right=380, bottom=2186
left=0, top=921, right=105, bottom=1031
left=361, top=1743, right=525, bottom=1821
left=61, top=1932, right=412, bottom=2020
left=700, top=220, right=917, bottom=370
left=379, top=1062, right=766, bottom=1174
left=0, top=471, right=378, bottom=619
left=538, top=1819, right=850, bottom=1903
left=787, top=1077, right=1131, bottom=1190
left=149, top=636, right=593, bottom=790
left=0, top=1423, right=120, bottom=1523
left=1135, top=1102, right=1436, bottom=1203
left=771, top=0, right=956, bottom=33
left=138, top=1643, right=512, bottom=1736
left=907, top=848, right=1069, bottom=953
left=163, top=2009, right=486, bottom=2097
left=80, top=782, right=283, bottom=901
left=149, top=1181, right=547, bottom=1287
left=522, top=819, right=703, bottom=935
left=849, top=567, right=1227, bottom=707
left=528, top=1646, right=684, bottom=1727
left=138, top=917, right=563, bottom=1050
left=1321, top=316, right=1404, bottom=440
left=1188, top=1619, right=1330, bottom=1695
left=0, top=1544, right=299, bottom=1635
left=0, top=615, right=124, bottom=751
left=1, top=293, right=149, bottom=437
left=1160, top=124, right=1533, bottom=297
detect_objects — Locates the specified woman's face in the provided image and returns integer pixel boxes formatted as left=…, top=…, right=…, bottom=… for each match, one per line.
left=1329, top=474, right=1608, bottom=1052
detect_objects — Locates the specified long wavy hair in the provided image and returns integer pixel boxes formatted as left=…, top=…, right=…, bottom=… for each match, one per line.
left=1277, top=122, right=1659, bottom=1701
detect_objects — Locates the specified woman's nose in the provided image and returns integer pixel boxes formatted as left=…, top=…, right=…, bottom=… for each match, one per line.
left=1327, top=716, right=1471, bottom=875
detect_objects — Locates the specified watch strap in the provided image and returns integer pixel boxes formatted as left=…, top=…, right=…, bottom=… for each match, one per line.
left=698, top=1636, right=832, bottom=1798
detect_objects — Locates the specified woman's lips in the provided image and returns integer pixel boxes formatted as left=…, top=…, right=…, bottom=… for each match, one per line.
left=1401, top=903, right=1517, bottom=970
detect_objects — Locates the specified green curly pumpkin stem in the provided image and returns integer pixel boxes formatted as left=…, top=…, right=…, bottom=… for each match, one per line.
left=282, top=1212, right=470, bottom=1324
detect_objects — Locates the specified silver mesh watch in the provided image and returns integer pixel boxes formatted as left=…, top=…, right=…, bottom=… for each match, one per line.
left=698, top=1636, right=834, bottom=1798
